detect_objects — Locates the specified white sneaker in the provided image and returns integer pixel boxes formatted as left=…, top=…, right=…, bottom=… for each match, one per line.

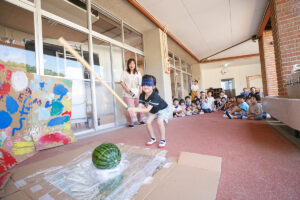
left=158, top=140, right=166, bottom=148
left=146, top=138, right=156, bottom=146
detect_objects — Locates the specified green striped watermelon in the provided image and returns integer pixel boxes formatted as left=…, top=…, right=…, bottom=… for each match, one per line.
left=92, top=143, right=121, bottom=169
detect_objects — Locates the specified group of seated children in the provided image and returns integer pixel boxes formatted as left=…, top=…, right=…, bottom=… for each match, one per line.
left=225, top=87, right=264, bottom=120
left=172, top=90, right=228, bottom=117
left=173, top=88, right=264, bottom=120
left=225, top=90, right=263, bottom=120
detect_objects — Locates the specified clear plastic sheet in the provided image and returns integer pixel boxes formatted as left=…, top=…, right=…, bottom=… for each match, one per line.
left=16, top=144, right=169, bottom=200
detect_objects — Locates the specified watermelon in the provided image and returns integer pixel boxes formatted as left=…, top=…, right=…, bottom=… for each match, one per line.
left=92, top=143, right=121, bottom=169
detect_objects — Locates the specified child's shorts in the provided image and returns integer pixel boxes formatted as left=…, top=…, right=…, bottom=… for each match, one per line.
left=151, top=106, right=170, bottom=123
left=254, top=115, right=263, bottom=120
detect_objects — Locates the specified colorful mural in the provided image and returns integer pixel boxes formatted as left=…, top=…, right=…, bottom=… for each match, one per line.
left=0, top=65, right=75, bottom=173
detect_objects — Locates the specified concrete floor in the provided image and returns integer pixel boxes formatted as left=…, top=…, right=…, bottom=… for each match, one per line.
left=16, top=112, right=300, bottom=200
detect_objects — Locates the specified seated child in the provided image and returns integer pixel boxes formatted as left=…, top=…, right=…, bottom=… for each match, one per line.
left=195, top=98, right=201, bottom=111
left=220, top=97, right=226, bottom=110
left=201, top=98, right=212, bottom=113
left=247, top=95, right=263, bottom=120
left=180, top=99, right=192, bottom=116
left=199, top=91, right=206, bottom=101
left=226, top=95, right=249, bottom=119
left=220, top=91, right=227, bottom=99
left=214, top=96, right=222, bottom=111
left=190, top=100, right=199, bottom=115
left=185, top=96, right=191, bottom=109
left=207, top=91, right=215, bottom=111
left=172, top=98, right=182, bottom=117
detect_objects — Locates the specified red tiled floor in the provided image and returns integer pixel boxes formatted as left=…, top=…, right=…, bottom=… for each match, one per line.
left=16, top=112, right=300, bottom=200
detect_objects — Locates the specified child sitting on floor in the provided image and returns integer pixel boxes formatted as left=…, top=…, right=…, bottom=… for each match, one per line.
left=220, top=97, right=226, bottom=110
left=190, top=100, right=199, bottom=115
left=207, top=91, right=215, bottom=111
left=185, top=96, right=191, bottom=109
left=195, top=98, right=201, bottom=111
left=247, top=95, right=263, bottom=120
left=220, top=91, right=227, bottom=99
left=172, top=98, right=182, bottom=117
left=214, top=96, right=222, bottom=111
left=226, top=95, right=249, bottom=119
left=179, top=99, right=192, bottom=116
left=201, top=97, right=212, bottom=113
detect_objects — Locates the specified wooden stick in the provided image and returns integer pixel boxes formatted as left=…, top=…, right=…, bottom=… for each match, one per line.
left=58, top=37, right=129, bottom=110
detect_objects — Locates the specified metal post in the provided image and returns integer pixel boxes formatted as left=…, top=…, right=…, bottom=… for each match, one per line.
left=87, top=0, right=98, bottom=130
left=34, top=0, right=44, bottom=75
left=110, top=44, right=118, bottom=127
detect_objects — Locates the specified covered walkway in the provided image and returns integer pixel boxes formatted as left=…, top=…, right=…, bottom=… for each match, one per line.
left=16, top=112, right=300, bottom=199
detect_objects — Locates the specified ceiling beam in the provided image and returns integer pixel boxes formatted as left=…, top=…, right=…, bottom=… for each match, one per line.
left=257, top=3, right=270, bottom=38
left=200, top=53, right=259, bottom=63
left=200, top=37, right=255, bottom=62
left=127, top=0, right=201, bottom=62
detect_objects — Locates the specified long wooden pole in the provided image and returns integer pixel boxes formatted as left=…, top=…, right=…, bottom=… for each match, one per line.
left=58, top=37, right=129, bottom=110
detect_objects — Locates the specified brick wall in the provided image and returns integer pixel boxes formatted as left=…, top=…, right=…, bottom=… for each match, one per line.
left=259, top=30, right=279, bottom=96
left=269, top=0, right=300, bottom=96
left=259, top=38, right=269, bottom=96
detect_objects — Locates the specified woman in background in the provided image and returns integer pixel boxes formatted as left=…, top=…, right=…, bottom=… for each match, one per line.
left=120, top=58, right=144, bottom=128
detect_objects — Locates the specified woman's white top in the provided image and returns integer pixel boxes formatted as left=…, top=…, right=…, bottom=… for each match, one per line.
left=120, top=71, right=142, bottom=98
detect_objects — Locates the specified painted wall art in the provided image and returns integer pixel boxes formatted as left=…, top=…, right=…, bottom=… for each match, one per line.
left=0, top=64, right=75, bottom=173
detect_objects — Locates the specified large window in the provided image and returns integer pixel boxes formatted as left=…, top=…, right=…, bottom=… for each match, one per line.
left=3, top=0, right=145, bottom=135
left=124, top=23, right=143, bottom=51
left=41, top=16, right=93, bottom=133
left=0, top=1, right=36, bottom=73
left=92, top=4, right=122, bottom=42
left=41, top=0, right=88, bottom=28
left=169, top=52, right=192, bottom=99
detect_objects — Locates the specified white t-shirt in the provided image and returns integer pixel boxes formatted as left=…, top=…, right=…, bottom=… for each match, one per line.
left=173, top=105, right=182, bottom=112
left=191, top=84, right=199, bottom=92
left=120, top=71, right=142, bottom=98
left=207, top=97, right=215, bottom=109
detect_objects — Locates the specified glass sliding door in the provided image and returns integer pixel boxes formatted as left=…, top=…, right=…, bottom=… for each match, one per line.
left=111, top=45, right=126, bottom=125
left=92, top=38, right=115, bottom=128
left=42, top=16, right=93, bottom=133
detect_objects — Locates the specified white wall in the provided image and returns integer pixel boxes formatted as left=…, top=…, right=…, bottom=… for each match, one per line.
left=199, top=56, right=262, bottom=95
left=144, top=28, right=172, bottom=106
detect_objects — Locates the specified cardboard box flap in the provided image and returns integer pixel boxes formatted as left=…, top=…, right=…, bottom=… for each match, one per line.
left=144, top=164, right=221, bottom=200
left=178, top=152, right=222, bottom=172
left=135, top=152, right=222, bottom=200
left=0, top=178, right=19, bottom=198
left=3, top=190, right=31, bottom=200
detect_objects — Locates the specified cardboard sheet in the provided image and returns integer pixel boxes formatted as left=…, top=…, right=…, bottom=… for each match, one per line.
left=0, top=177, right=19, bottom=198
left=11, top=143, right=168, bottom=200
left=3, top=191, right=31, bottom=200
left=134, top=152, right=222, bottom=200
left=9, top=145, right=222, bottom=200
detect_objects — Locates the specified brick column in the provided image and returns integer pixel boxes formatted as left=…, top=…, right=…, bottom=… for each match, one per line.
left=269, top=0, right=300, bottom=96
left=258, top=30, right=279, bottom=96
